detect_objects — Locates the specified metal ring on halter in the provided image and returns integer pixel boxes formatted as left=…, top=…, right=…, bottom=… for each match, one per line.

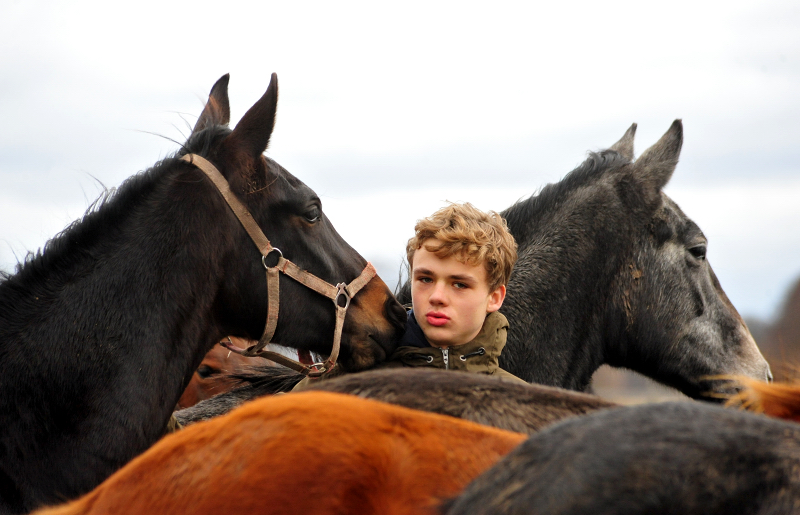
left=334, top=283, right=351, bottom=309
left=262, top=248, right=283, bottom=269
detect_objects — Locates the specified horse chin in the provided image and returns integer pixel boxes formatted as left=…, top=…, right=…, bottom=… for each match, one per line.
left=337, top=335, right=390, bottom=372
left=661, top=319, right=773, bottom=401
left=688, top=377, right=748, bottom=404
left=337, top=292, right=405, bottom=372
left=666, top=358, right=772, bottom=403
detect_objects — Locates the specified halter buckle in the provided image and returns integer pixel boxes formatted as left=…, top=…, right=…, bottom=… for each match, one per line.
left=334, top=283, right=351, bottom=309
left=305, top=360, right=336, bottom=378
left=262, top=248, right=283, bottom=269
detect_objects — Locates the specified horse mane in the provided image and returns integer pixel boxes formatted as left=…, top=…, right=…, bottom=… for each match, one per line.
left=501, top=149, right=631, bottom=236
left=173, top=365, right=306, bottom=426
left=0, top=126, right=231, bottom=320
left=727, top=377, right=800, bottom=422
left=230, top=364, right=306, bottom=391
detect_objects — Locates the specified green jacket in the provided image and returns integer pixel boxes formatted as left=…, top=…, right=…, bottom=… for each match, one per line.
left=293, top=311, right=526, bottom=391
left=376, top=311, right=526, bottom=384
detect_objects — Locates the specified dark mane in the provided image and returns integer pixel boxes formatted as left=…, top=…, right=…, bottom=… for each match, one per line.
left=501, top=149, right=631, bottom=238
left=0, top=126, right=232, bottom=325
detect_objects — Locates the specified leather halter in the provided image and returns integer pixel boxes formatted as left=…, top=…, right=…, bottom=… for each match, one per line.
left=181, top=154, right=377, bottom=378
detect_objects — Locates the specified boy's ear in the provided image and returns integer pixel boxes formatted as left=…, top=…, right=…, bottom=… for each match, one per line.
left=486, top=285, right=506, bottom=313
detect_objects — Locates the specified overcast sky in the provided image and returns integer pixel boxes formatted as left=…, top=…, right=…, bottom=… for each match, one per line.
left=1, top=0, right=798, bottom=322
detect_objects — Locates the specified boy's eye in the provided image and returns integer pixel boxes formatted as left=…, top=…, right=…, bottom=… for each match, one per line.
left=417, top=277, right=433, bottom=284
left=454, top=282, right=468, bottom=289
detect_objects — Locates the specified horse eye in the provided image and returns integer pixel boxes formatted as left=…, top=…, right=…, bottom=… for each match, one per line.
left=304, top=208, right=320, bottom=224
left=196, top=364, right=217, bottom=379
left=688, top=244, right=707, bottom=260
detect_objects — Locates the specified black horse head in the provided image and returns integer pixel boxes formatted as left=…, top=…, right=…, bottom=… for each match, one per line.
left=498, top=120, right=771, bottom=397
left=599, top=122, right=770, bottom=397
left=182, top=74, right=405, bottom=370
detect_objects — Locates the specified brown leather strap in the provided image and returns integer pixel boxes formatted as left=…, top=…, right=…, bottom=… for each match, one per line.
left=181, top=153, right=377, bottom=377
left=223, top=262, right=377, bottom=376
left=181, top=154, right=273, bottom=256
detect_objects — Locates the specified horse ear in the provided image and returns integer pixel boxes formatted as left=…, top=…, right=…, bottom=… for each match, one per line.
left=609, top=123, right=637, bottom=161
left=193, top=74, right=231, bottom=134
left=228, top=73, right=278, bottom=158
left=632, top=119, right=683, bottom=193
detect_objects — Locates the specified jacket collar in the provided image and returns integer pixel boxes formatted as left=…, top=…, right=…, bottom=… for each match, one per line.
left=399, top=309, right=508, bottom=353
left=399, top=310, right=432, bottom=348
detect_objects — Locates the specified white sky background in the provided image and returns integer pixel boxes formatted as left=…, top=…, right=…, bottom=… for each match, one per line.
left=1, top=0, right=799, bottom=322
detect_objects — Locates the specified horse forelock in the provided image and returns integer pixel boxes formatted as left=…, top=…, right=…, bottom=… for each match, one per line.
left=183, top=124, right=231, bottom=159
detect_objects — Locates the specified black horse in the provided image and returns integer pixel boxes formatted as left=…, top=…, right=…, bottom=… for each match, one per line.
left=443, top=401, right=800, bottom=515
left=0, top=74, right=405, bottom=514
left=398, top=121, right=771, bottom=397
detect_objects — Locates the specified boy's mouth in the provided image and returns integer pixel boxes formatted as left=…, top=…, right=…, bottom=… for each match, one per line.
left=426, top=312, right=449, bottom=327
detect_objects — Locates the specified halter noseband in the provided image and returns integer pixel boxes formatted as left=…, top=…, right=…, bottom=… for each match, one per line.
left=181, top=154, right=377, bottom=378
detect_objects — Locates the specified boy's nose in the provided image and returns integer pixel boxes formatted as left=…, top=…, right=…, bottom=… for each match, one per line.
left=429, top=282, right=447, bottom=305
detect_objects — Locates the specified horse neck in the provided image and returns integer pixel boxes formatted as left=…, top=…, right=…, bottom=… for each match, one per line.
left=0, top=174, right=234, bottom=478
left=499, top=185, right=634, bottom=389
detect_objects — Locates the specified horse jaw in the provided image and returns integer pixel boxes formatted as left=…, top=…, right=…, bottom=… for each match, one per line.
left=685, top=272, right=773, bottom=394
left=615, top=218, right=773, bottom=400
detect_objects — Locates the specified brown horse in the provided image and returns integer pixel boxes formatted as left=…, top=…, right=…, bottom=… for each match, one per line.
left=32, top=392, right=526, bottom=515
left=176, top=339, right=275, bottom=409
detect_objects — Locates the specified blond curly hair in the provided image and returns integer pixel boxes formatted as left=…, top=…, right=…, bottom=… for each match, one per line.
left=406, top=202, right=518, bottom=291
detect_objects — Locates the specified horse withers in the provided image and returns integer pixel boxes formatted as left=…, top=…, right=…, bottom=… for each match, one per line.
left=0, top=74, right=405, bottom=514
left=399, top=121, right=771, bottom=399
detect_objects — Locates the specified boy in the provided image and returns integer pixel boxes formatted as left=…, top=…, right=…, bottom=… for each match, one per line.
left=384, top=202, right=525, bottom=383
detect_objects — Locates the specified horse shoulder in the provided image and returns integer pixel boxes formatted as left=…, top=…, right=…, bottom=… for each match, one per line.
left=33, top=392, right=525, bottom=515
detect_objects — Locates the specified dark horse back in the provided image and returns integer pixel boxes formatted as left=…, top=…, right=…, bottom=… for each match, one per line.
left=174, top=367, right=618, bottom=433
left=443, top=402, right=800, bottom=515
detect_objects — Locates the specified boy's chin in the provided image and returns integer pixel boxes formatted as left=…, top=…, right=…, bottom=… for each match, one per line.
left=421, top=327, right=447, bottom=346
left=424, top=327, right=462, bottom=348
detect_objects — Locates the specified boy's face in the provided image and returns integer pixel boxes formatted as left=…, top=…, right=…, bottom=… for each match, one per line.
left=410, top=239, right=506, bottom=348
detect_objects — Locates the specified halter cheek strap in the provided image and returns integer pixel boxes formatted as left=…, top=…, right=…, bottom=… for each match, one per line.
left=180, top=154, right=377, bottom=378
